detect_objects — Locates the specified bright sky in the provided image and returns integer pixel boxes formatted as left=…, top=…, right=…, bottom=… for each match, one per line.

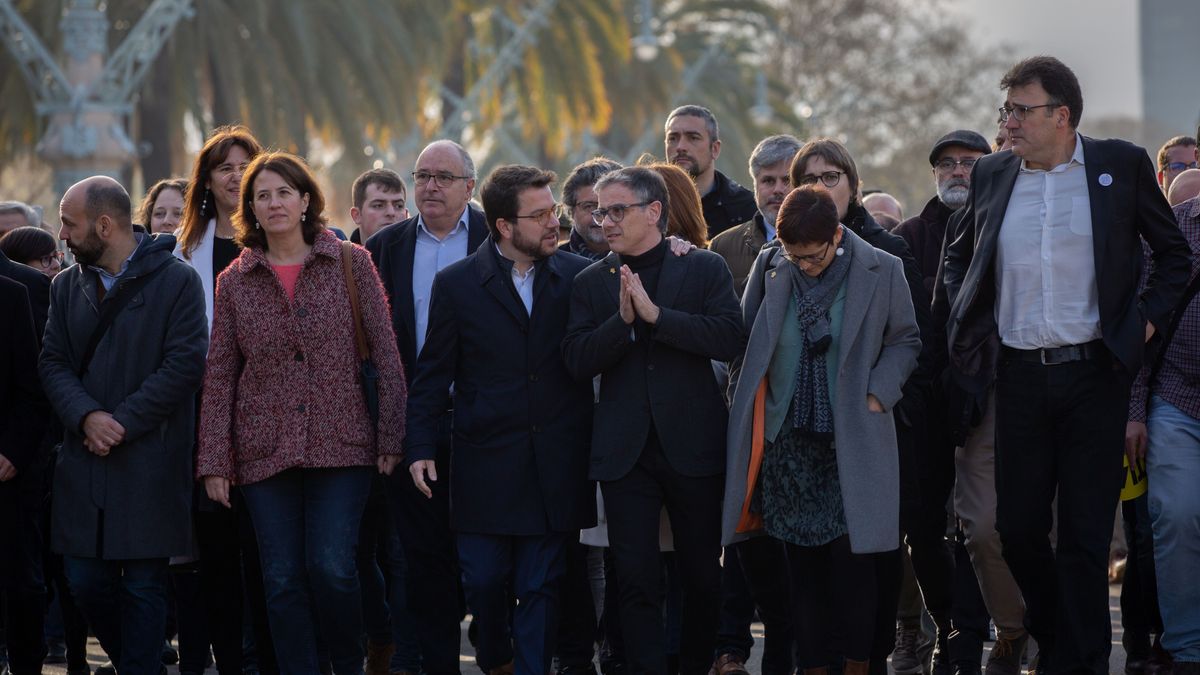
left=948, top=0, right=1141, bottom=120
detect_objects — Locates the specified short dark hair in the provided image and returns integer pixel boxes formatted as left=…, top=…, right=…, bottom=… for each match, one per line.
left=595, top=166, right=670, bottom=233
left=480, top=165, right=557, bottom=239
left=234, top=152, right=327, bottom=250
left=1000, top=56, right=1083, bottom=129
left=352, top=168, right=406, bottom=210
left=138, top=178, right=188, bottom=228
left=790, top=138, right=861, bottom=208
left=776, top=186, right=839, bottom=246
left=84, top=181, right=132, bottom=229
left=561, top=157, right=622, bottom=206
left=666, top=105, right=719, bottom=143
left=0, top=225, right=57, bottom=263
left=1157, top=135, right=1198, bottom=170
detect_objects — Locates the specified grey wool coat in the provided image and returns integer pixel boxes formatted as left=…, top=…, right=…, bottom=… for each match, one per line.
left=39, top=233, right=208, bottom=559
left=722, top=228, right=921, bottom=553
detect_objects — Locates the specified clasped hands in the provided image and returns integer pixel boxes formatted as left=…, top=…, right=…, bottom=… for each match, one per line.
left=619, top=265, right=660, bottom=325
left=82, top=410, right=125, bottom=457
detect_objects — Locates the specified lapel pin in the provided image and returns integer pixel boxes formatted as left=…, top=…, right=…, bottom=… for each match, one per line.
left=769, top=270, right=777, bottom=278
left=609, top=267, right=615, bottom=274
left=1098, top=173, right=1113, bottom=187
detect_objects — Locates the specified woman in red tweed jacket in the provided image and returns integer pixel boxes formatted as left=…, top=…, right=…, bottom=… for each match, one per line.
left=196, top=151, right=406, bottom=675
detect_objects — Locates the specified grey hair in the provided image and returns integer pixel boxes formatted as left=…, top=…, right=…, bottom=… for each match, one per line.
left=749, top=134, right=803, bottom=180
left=424, top=139, right=477, bottom=180
left=0, top=201, right=39, bottom=228
left=665, top=105, right=719, bottom=143
left=561, top=157, right=623, bottom=205
left=594, top=166, right=670, bottom=233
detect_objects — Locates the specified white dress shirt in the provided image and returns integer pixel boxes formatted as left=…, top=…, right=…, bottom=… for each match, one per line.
left=995, top=133, right=1102, bottom=349
left=413, top=209, right=470, bottom=356
left=496, top=244, right=536, bottom=315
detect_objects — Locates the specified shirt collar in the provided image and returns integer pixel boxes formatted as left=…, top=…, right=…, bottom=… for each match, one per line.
left=1020, top=132, right=1086, bottom=174
left=87, top=232, right=143, bottom=282
left=493, top=242, right=537, bottom=279
left=417, top=207, right=470, bottom=239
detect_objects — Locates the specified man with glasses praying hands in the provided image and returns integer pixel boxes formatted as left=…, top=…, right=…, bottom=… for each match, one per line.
left=563, top=166, right=745, bottom=675
left=942, top=56, right=1190, bottom=675
left=366, top=139, right=490, bottom=675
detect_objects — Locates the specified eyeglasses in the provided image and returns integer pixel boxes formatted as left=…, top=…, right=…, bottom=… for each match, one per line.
left=558, top=201, right=598, bottom=219
left=997, top=103, right=1058, bottom=123
left=781, top=241, right=832, bottom=267
left=795, top=171, right=844, bottom=188
left=1165, top=161, right=1198, bottom=172
left=37, top=251, right=64, bottom=269
left=511, top=205, right=561, bottom=226
left=411, top=171, right=472, bottom=188
left=592, top=202, right=651, bottom=226
left=934, top=158, right=978, bottom=172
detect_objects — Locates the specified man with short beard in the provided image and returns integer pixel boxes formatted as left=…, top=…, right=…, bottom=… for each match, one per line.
left=406, top=165, right=596, bottom=675
left=560, top=157, right=623, bottom=261
left=664, top=105, right=757, bottom=238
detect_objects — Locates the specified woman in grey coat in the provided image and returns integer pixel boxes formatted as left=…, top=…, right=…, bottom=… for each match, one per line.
left=722, top=186, right=921, bottom=675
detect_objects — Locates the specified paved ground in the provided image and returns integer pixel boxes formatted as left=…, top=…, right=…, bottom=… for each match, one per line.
left=44, top=586, right=1127, bottom=674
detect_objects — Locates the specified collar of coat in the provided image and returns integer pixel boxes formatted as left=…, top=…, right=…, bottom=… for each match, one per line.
left=236, top=228, right=342, bottom=273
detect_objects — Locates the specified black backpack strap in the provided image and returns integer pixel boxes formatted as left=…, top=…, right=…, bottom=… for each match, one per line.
left=77, top=258, right=173, bottom=377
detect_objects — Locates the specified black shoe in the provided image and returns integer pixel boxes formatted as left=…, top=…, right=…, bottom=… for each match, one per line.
left=45, top=639, right=68, bottom=665
left=96, top=662, right=117, bottom=675
left=162, top=639, right=180, bottom=665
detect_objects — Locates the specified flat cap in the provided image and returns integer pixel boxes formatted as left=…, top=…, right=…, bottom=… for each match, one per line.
left=929, top=130, right=992, bottom=166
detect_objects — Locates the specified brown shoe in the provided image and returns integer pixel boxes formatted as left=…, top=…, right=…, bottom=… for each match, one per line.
left=710, top=653, right=750, bottom=675
left=844, top=659, right=870, bottom=675
left=366, top=640, right=396, bottom=675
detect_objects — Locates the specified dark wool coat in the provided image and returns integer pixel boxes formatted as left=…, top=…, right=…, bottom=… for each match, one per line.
left=39, top=233, right=208, bottom=559
left=196, top=230, right=406, bottom=486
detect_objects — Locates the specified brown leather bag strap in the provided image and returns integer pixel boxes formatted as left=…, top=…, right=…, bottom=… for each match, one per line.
left=340, top=241, right=370, bottom=360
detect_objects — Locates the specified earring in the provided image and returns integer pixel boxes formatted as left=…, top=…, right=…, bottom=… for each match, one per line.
left=201, top=188, right=210, bottom=217
left=835, top=247, right=845, bottom=256
left=255, top=221, right=261, bottom=230
left=301, top=213, right=306, bottom=223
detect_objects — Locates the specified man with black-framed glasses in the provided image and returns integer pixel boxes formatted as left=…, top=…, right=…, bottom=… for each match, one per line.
left=559, top=158, right=623, bottom=261
left=563, top=166, right=744, bottom=675
left=366, top=139, right=491, bottom=675
left=943, top=56, right=1190, bottom=675
left=1156, top=135, right=1197, bottom=194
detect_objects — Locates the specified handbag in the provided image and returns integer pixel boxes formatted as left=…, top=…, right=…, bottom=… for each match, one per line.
left=340, top=241, right=380, bottom=426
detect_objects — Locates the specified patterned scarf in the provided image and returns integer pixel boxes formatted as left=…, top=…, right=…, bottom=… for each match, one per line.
left=787, top=240, right=852, bottom=439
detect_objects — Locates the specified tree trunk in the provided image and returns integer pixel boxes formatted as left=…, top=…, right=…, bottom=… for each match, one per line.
left=137, top=53, right=174, bottom=187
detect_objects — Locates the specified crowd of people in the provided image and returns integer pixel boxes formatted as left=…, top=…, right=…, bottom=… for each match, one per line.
left=0, top=54, right=1198, bottom=675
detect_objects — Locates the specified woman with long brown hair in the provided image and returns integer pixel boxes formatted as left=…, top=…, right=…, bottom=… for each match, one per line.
left=644, top=161, right=709, bottom=248
left=138, top=178, right=188, bottom=234
left=172, top=125, right=278, bottom=674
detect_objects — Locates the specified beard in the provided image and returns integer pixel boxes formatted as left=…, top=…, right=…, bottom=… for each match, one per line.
left=937, top=179, right=970, bottom=209
left=67, top=227, right=105, bottom=266
left=512, top=226, right=555, bottom=261
left=578, top=222, right=607, bottom=246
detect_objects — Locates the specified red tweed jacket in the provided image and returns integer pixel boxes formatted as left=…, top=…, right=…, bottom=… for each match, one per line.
left=196, top=229, right=406, bottom=485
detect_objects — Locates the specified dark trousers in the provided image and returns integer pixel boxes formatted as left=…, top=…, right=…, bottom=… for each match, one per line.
left=715, top=537, right=794, bottom=675
left=65, top=556, right=170, bottom=675
left=948, top=537, right=991, bottom=670
left=994, top=354, right=1130, bottom=675
left=241, top=466, right=373, bottom=675
left=868, top=548, right=903, bottom=675
left=170, top=565, right=213, bottom=673
left=360, top=474, right=422, bottom=672
left=599, top=548, right=626, bottom=671
left=785, top=535, right=877, bottom=668
left=901, top=417, right=956, bottom=628
left=0, top=467, right=48, bottom=675
left=557, top=539, right=600, bottom=670
left=196, top=494, right=278, bottom=675
left=387, top=412, right=464, bottom=675
left=600, top=439, right=723, bottom=675
left=45, top=553, right=89, bottom=671
left=458, top=532, right=568, bottom=675
left=1120, top=493, right=1163, bottom=660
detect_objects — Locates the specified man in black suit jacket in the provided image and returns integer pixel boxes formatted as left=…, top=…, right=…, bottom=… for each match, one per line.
left=942, top=57, right=1190, bottom=675
left=365, top=139, right=490, bottom=675
left=407, top=165, right=594, bottom=675
left=563, top=167, right=745, bottom=675
left=0, top=275, right=51, bottom=673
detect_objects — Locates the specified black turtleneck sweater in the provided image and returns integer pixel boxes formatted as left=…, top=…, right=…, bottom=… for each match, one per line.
left=622, top=236, right=668, bottom=303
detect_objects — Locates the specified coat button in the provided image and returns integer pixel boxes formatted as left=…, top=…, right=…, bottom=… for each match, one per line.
left=297, top=404, right=306, bottom=413
left=294, top=352, right=304, bottom=362
left=296, top=307, right=308, bottom=318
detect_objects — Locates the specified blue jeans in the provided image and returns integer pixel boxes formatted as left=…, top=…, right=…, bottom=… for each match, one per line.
left=241, top=467, right=373, bottom=675
left=457, top=532, right=568, bottom=675
left=1147, top=395, right=1200, bottom=663
left=64, top=556, right=169, bottom=675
